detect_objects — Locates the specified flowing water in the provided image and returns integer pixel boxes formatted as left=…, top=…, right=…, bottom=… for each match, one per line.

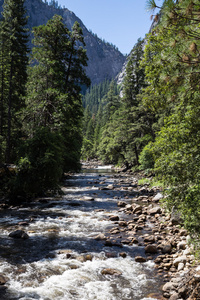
left=0, top=167, right=164, bottom=300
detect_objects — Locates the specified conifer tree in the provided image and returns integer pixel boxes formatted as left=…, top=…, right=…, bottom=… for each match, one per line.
left=24, top=15, right=90, bottom=171
left=0, top=0, right=29, bottom=163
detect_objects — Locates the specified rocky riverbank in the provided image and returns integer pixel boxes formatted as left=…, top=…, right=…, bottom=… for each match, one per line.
left=101, top=178, right=199, bottom=299
left=0, top=162, right=199, bottom=299
left=82, top=161, right=200, bottom=299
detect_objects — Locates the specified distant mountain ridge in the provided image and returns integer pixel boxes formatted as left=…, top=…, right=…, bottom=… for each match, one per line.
left=0, top=0, right=126, bottom=85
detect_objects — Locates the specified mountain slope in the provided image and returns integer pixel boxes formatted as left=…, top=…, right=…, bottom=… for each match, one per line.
left=0, top=0, right=126, bottom=85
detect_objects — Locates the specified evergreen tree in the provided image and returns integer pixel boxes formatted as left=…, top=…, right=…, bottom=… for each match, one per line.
left=0, top=0, right=29, bottom=163
left=24, top=15, right=90, bottom=171
left=98, top=39, right=153, bottom=167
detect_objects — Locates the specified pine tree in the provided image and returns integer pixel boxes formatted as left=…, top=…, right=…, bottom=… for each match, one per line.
left=24, top=15, right=90, bottom=171
left=0, top=0, right=29, bottom=163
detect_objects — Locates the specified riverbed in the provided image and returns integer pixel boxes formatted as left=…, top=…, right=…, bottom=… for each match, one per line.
left=0, top=166, right=164, bottom=300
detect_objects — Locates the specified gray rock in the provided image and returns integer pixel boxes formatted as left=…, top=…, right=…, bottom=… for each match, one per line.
left=177, top=262, right=185, bottom=271
left=173, top=256, right=187, bottom=267
left=169, top=292, right=180, bottom=300
left=148, top=206, right=162, bottom=215
left=152, top=192, right=163, bottom=202
left=162, top=282, right=176, bottom=292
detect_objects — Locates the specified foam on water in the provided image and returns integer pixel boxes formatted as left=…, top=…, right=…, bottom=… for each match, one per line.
left=4, top=254, right=157, bottom=300
left=0, top=172, right=163, bottom=299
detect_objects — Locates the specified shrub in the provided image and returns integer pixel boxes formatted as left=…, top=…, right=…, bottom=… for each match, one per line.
left=139, top=142, right=154, bottom=171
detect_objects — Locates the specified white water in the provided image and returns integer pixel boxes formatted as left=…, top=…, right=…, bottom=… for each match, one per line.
left=0, top=171, right=162, bottom=300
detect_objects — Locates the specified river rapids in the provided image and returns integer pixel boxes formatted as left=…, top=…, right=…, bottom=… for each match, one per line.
left=0, top=166, right=164, bottom=300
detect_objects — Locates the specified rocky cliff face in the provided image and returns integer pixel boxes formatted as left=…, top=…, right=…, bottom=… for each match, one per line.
left=0, top=0, right=126, bottom=85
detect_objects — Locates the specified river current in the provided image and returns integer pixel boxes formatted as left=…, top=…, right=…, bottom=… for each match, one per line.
left=0, top=167, right=164, bottom=300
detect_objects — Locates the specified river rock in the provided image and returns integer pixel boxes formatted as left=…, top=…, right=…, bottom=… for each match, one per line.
left=160, top=242, right=172, bottom=254
left=173, top=256, right=187, bottom=267
left=107, top=184, right=114, bottom=190
left=101, top=268, right=122, bottom=276
left=125, top=204, right=133, bottom=211
left=0, top=275, right=7, bottom=285
left=177, top=262, right=185, bottom=271
left=145, top=244, right=158, bottom=254
left=94, top=233, right=106, bottom=240
left=177, top=241, right=187, bottom=250
left=9, top=230, right=29, bottom=239
left=148, top=206, right=162, bottom=215
left=169, top=292, right=179, bottom=300
left=162, top=281, right=176, bottom=292
left=119, top=252, right=127, bottom=258
left=117, top=201, right=126, bottom=207
left=109, top=215, right=119, bottom=221
left=152, top=193, right=163, bottom=202
left=105, top=252, right=117, bottom=258
left=132, top=205, right=143, bottom=214
left=144, top=235, right=155, bottom=243
left=135, top=256, right=147, bottom=263
left=118, top=221, right=127, bottom=227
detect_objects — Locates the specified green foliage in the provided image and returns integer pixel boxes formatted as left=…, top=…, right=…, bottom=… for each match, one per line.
left=82, top=79, right=111, bottom=114
left=0, top=0, right=29, bottom=163
left=81, top=80, right=119, bottom=161
left=141, top=0, right=200, bottom=236
left=23, top=15, right=89, bottom=172
left=139, top=142, right=154, bottom=171
left=11, top=128, right=64, bottom=198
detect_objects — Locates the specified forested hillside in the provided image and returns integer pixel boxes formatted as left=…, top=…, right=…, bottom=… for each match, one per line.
left=82, top=0, right=200, bottom=238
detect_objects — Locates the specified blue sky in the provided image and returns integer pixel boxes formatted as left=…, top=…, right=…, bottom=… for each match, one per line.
left=55, top=0, right=155, bottom=55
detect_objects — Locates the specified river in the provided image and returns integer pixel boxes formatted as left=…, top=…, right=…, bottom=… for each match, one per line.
left=0, top=166, right=164, bottom=300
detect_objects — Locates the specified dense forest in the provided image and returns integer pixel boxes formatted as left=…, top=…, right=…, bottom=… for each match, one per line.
left=82, top=0, right=200, bottom=238
left=1, top=0, right=200, bottom=240
left=0, top=0, right=90, bottom=199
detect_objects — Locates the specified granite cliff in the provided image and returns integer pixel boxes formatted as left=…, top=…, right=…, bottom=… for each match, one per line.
left=0, top=0, right=126, bottom=85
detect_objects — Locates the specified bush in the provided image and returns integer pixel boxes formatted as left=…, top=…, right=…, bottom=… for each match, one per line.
left=10, top=128, right=64, bottom=198
left=139, top=142, right=154, bottom=171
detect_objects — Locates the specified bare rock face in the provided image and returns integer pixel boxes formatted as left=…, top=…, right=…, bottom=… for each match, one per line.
left=0, top=0, right=125, bottom=85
